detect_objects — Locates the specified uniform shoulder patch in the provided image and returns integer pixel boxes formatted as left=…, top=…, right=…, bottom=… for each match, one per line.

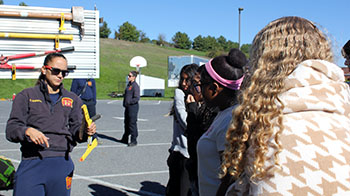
left=62, top=97, right=73, bottom=108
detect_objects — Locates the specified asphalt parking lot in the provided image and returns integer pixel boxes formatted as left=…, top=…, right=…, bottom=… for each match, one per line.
left=0, top=99, right=173, bottom=196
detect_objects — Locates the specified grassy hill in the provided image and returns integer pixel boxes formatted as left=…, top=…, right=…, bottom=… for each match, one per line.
left=0, top=38, right=208, bottom=100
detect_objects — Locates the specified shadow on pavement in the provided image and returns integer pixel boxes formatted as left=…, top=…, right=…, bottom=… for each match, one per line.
left=89, top=184, right=127, bottom=196
left=126, top=181, right=166, bottom=195
left=140, top=181, right=166, bottom=194
left=96, top=133, right=119, bottom=143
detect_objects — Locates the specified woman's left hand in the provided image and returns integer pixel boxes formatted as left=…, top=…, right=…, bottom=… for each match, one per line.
left=186, top=94, right=195, bottom=104
left=87, top=122, right=96, bottom=136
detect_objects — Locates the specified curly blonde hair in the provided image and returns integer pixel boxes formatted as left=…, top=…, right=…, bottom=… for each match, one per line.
left=221, top=16, right=334, bottom=180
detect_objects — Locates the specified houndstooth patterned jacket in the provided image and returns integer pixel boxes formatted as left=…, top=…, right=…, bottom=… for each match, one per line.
left=226, top=60, right=350, bottom=196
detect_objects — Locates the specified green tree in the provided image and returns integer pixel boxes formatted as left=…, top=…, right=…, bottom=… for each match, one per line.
left=139, top=31, right=150, bottom=43
left=226, top=41, right=239, bottom=51
left=0, top=0, right=4, bottom=5
left=114, top=30, right=119, bottom=39
left=157, top=34, right=166, bottom=46
left=216, top=36, right=240, bottom=51
left=151, top=39, right=157, bottom=45
left=193, top=35, right=220, bottom=52
left=117, top=22, right=140, bottom=42
left=19, top=2, right=27, bottom=6
left=240, top=44, right=251, bottom=57
left=217, top=36, right=227, bottom=50
left=204, top=36, right=220, bottom=51
left=172, top=32, right=192, bottom=49
left=99, top=21, right=111, bottom=38
left=192, top=35, right=206, bottom=51
left=206, top=50, right=226, bottom=58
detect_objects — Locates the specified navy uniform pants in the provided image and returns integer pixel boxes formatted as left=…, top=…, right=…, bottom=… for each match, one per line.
left=82, top=99, right=96, bottom=118
left=14, top=156, right=74, bottom=196
left=122, top=103, right=139, bottom=143
left=82, top=99, right=98, bottom=140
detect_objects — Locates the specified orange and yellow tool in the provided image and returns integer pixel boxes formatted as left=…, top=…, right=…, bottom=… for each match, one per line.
left=79, top=104, right=100, bottom=162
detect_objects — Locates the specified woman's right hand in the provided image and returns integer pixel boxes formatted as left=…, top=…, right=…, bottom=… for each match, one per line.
left=25, top=127, right=50, bottom=148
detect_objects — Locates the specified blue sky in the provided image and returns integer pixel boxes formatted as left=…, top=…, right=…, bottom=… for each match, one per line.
left=4, top=0, right=350, bottom=66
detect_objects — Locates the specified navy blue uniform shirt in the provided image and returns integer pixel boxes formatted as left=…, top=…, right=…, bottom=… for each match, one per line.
left=70, top=78, right=96, bottom=104
left=123, top=81, right=140, bottom=107
left=6, top=80, right=87, bottom=159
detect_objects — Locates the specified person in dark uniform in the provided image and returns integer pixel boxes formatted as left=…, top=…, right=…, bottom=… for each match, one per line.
left=121, top=71, right=140, bottom=147
left=70, top=78, right=100, bottom=143
left=71, top=78, right=97, bottom=118
left=6, top=53, right=96, bottom=196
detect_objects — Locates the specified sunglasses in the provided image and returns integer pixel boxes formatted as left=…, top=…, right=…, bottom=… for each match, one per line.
left=128, top=74, right=134, bottom=77
left=44, top=65, right=69, bottom=77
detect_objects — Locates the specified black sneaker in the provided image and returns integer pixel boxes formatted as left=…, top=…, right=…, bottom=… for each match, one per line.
left=127, top=142, right=137, bottom=147
left=118, top=139, right=128, bottom=144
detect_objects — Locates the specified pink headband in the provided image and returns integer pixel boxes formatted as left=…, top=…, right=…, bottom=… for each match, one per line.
left=205, top=59, right=244, bottom=90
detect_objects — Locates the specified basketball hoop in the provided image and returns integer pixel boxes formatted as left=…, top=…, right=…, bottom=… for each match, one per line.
left=130, top=56, right=147, bottom=68
left=129, top=56, right=147, bottom=87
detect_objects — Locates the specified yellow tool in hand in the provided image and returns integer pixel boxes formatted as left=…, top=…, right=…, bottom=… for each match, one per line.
left=79, top=104, right=101, bottom=162
left=79, top=138, right=98, bottom=162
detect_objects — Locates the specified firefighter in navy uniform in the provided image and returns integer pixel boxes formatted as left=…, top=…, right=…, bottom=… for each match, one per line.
left=6, top=53, right=96, bottom=196
left=70, top=78, right=97, bottom=118
left=70, top=78, right=100, bottom=143
left=121, top=71, right=140, bottom=147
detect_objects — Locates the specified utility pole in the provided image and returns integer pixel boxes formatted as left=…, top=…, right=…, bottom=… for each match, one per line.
left=238, top=7, right=244, bottom=49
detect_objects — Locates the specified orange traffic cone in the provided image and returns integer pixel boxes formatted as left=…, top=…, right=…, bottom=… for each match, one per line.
left=12, top=93, right=16, bottom=101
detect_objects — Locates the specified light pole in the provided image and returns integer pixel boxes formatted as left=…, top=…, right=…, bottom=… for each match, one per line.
left=238, top=7, right=244, bottom=49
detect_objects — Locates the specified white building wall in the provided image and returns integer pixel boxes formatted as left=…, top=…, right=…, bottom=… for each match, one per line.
left=0, top=5, right=99, bottom=79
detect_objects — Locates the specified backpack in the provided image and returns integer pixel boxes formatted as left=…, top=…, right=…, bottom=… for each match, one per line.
left=0, top=156, right=15, bottom=190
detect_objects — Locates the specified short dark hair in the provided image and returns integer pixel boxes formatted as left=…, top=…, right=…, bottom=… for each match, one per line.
left=130, top=71, right=138, bottom=77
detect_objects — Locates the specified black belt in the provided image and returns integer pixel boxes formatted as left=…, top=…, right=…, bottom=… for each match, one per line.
left=81, top=98, right=93, bottom=102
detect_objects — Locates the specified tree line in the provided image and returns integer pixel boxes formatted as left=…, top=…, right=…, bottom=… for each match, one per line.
left=0, top=1, right=27, bottom=6
left=100, top=21, right=251, bottom=58
left=0, top=2, right=249, bottom=57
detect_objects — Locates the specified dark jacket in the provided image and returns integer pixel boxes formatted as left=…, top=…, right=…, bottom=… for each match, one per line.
left=70, top=78, right=96, bottom=105
left=185, top=102, right=218, bottom=182
left=123, top=81, right=140, bottom=107
left=6, top=80, right=86, bottom=159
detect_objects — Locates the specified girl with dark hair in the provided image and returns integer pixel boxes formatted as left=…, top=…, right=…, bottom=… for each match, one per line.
left=6, top=53, right=96, bottom=196
left=185, top=65, right=219, bottom=196
left=166, top=63, right=198, bottom=196
left=196, top=48, right=247, bottom=196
